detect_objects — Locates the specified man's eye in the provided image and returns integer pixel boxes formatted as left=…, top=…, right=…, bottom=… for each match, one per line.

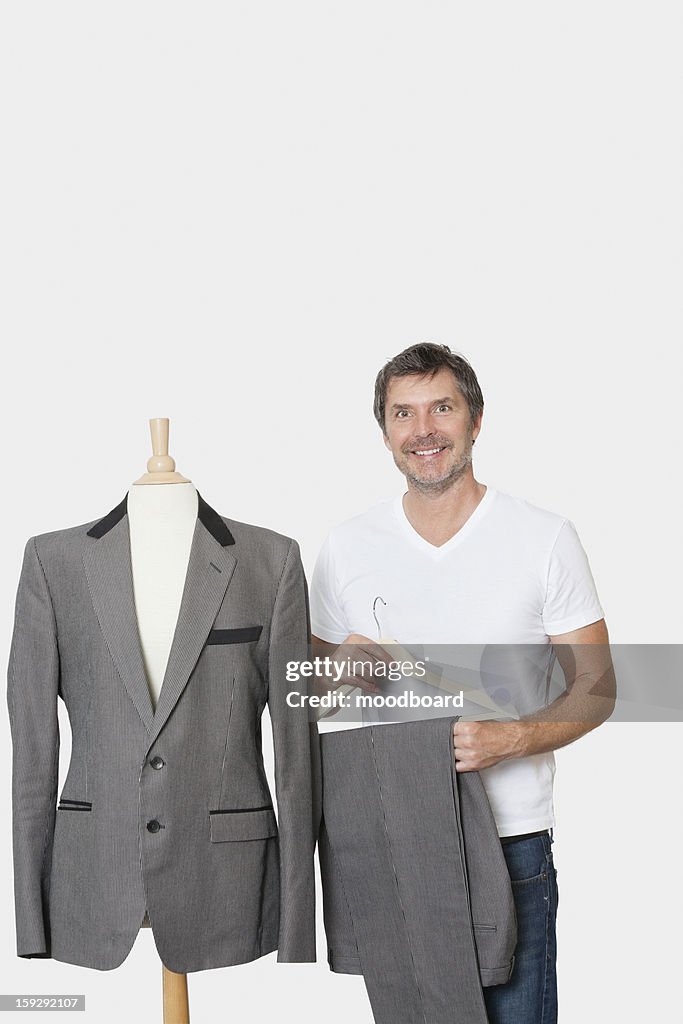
left=436, top=404, right=451, bottom=412
left=396, top=410, right=410, bottom=418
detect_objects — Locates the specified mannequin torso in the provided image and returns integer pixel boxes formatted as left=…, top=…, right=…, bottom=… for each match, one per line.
left=128, top=482, right=198, bottom=708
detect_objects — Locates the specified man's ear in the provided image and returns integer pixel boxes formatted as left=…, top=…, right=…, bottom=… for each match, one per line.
left=382, top=431, right=392, bottom=451
left=472, top=412, right=483, bottom=443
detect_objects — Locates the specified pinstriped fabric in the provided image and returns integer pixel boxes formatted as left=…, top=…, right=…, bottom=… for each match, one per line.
left=319, top=717, right=516, bottom=1024
left=266, top=539, right=320, bottom=964
left=6, top=537, right=60, bottom=960
left=6, top=496, right=318, bottom=972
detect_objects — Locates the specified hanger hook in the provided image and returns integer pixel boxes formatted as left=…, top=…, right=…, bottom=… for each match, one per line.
left=372, top=596, right=387, bottom=638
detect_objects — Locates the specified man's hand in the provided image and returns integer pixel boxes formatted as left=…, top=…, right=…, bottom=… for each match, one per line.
left=453, top=720, right=527, bottom=772
left=311, top=633, right=395, bottom=703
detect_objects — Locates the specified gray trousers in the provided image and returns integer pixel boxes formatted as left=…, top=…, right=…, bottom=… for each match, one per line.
left=319, top=717, right=517, bottom=1024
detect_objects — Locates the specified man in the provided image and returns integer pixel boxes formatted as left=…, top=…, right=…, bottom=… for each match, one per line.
left=310, top=343, right=614, bottom=1024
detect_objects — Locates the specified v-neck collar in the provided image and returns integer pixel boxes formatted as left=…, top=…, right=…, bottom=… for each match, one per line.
left=393, top=485, right=496, bottom=558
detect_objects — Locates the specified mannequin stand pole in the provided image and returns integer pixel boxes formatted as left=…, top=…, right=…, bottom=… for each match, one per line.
left=162, top=964, right=189, bottom=1024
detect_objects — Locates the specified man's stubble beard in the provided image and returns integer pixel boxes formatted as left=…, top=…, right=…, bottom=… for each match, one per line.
left=393, top=442, right=474, bottom=496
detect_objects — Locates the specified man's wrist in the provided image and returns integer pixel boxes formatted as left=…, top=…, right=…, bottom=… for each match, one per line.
left=509, top=721, right=537, bottom=759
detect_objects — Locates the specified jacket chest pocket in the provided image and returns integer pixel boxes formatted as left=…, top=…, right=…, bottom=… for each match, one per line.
left=209, top=805, right=278, bottom=842
left=58, top=798, right=92, bottom=812
left=206, top=626, right=263, bottom=645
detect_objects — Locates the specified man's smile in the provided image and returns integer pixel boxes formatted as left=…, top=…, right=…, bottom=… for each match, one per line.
left=409, top=445, right=449, bottom=458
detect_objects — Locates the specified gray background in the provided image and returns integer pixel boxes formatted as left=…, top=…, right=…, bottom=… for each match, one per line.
left=1, top=2, right=681, bottom=1020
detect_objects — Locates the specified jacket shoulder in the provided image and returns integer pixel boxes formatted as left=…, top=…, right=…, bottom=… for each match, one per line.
left=221, top=516, right=300, bottom=559
left=27, top=518, right=102, bottom=554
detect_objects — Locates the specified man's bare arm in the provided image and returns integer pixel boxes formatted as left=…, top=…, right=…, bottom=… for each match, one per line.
left=453, top=619, right=616, bottom=772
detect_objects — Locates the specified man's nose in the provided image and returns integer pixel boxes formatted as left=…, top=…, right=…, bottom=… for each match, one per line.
left=413, top=412, right=437, bottom=437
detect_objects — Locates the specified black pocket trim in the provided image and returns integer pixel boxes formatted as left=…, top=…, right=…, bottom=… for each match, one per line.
left=206, top=626, right=263, bottom=645
left=58, top=799, right=92, bottom=811
left=209, top=804, right=273, bottom=815
left=209, top=806, right=278, bottom=842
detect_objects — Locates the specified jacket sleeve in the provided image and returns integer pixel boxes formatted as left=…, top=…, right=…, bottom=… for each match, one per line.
left=267, top=538, right=320, bottom=962
left=6, top=537, right=60, bottom=959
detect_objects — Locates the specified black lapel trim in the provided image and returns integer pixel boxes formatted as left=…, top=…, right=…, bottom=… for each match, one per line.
left=196, top=491, right=235, bottom=546
left=86, top=495, right=127, bottom=539
left=86, top=490, right=235, bottom=546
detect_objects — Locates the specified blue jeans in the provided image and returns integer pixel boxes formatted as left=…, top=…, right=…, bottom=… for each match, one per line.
left=483, top=832, right=558, bottom=1024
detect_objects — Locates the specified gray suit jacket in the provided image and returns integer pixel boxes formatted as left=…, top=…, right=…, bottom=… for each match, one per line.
left=6, top=491, right=318, bottom=972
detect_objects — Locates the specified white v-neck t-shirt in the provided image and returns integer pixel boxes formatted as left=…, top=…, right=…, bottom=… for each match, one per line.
left=309, top=485, right=604, bottom=837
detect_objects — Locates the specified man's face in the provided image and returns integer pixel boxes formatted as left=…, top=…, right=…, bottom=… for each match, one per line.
left=383, top=368, right=481, bottom=493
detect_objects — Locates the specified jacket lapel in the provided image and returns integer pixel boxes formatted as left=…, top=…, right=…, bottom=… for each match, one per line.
left=83, top=491, right=237, bottom=738
left=147, top=511, right=236, bottom=746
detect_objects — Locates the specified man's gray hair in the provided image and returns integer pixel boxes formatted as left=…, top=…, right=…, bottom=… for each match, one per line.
left=373, top=343, right=484, bottom=432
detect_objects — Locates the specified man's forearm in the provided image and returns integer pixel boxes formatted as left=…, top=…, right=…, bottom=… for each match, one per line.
left=499, top=717, right=601, bottom=760
left=454, top=627, right=616, bottom=771
left=511, top=662, right=616, bottom=755
left=453, top=713, right=608, bottom=773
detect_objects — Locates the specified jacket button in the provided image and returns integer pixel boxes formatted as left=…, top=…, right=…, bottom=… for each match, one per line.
left=150, top=756, right=165, bottom=770
left=146, top=819, right=161, bottom=833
